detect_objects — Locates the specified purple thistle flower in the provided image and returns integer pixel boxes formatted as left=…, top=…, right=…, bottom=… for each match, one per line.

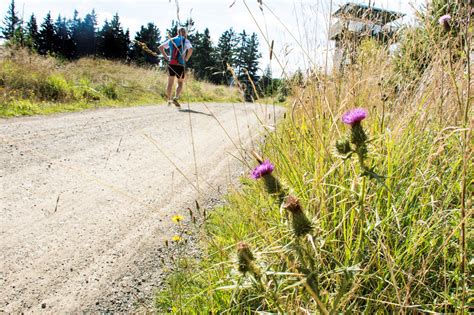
left=342, top=108, right=367, bottom=126
left=438, top=14, right=451, bottom=25
left=251, top=160, right=274, bottom=179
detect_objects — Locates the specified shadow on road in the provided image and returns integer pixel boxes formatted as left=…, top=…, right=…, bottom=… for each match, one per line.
left=178, top=108, right=213, bottom=117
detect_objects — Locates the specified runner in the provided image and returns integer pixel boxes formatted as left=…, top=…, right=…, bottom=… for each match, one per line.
left=158, top=27, right=193, bottom=108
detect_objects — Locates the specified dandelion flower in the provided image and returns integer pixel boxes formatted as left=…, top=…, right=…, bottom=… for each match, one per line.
left=172, top=235, right=182, bottom=242
left=342, top=108, right=367, bottom=126
left=172, top=214, right=184, bottom=223
left=250, top=160, right=274, bottom=179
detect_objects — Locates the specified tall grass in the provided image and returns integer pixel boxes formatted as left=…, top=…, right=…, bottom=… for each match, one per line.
left=0, top=48, right=241, bottom=116
left=156, top=3, right=472, bottom=313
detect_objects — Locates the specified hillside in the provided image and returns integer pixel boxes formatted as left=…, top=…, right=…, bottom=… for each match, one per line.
left=0, top=47, right=241, bottom=117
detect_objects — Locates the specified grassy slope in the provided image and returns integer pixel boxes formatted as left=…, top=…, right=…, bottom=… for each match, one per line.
left=0, top=47, right=241, bottom=117
left=157, top=37, right=472, bottom=313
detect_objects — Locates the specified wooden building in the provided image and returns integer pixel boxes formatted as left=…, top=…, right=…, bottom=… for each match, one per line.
left=330, top=2, right=405, bottom=70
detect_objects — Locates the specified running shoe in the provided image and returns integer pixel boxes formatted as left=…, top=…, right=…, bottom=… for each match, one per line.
left=172, top=97, right=181, bottom=108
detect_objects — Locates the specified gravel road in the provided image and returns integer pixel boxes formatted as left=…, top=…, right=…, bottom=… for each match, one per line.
left=0, top=102, right=283, bottom=313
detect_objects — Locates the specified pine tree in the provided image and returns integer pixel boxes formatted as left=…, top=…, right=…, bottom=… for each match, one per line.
left=69, top=10, right=81, bottom=58
left=166, top=20, right=179, bottom=39
left=97, top=13, right=129, bottom=60
left=235, top=30, right=248, bottom=79
left=242, top=32, right=261, bottom=82
left=184, top=30, right=198, bottom=70
left=12, top=20, right=25, bottom=46
left=213, top=28, right=238, bottom=85
left=183, top=18, right=196, bottom=39
left=235, top=31, right=261, bottom=101
left=130, top=22, right=161, bottom=65
left=70, top=10, right=97, bottom=58
left=54, top=15, right=75, bottom=59
left=1, top=0, right=20, bottom=40
left=25, top=14, right=39, bottom=51
left=79, top=10, right=98, bottom=57
left=188, top=28, right=214, bottom=81
left=37, top=12, right=56, bottom=55
left=166, top=18, right=195, bottom=39
left=259, top=65, right=273, bottom=96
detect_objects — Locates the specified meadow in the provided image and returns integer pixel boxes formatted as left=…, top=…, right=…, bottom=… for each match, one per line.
left=0, top=47, right=241, bottom=117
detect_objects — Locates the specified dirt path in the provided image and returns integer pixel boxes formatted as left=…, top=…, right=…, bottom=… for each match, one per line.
left=0, top=103, right=283, bottom=313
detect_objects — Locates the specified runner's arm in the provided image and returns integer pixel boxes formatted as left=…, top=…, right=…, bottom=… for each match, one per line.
left=185, top=48, right=193, bottom=62
left=158, top=42, right=169, bottom=61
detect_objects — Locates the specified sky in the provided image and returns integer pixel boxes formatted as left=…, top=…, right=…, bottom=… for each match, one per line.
left=1, top=0, right=426, bottom=76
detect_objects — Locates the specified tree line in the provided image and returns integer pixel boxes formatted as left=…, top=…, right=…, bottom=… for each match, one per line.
left=1, top=0, right=268, bottom=93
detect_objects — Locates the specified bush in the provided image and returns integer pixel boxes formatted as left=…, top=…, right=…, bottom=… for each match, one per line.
left=100, top=82, right=119, bottom=100
left=39, top=75, right=72, bottom=101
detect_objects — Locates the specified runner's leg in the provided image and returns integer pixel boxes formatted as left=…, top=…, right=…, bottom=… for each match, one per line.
left=167, top=75, right=175, bottom=101
left=176, top=78, right=184, bottom=99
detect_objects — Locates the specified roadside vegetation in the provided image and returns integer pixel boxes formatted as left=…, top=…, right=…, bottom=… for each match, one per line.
left=157, top=1, right=472, bottom=313
left=0, top=0, right=285, bottom=117
left=0, top=47, right=242, bottom=117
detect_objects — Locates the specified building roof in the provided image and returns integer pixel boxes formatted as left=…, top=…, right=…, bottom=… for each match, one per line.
left=332, top=2, right=405, bottom=25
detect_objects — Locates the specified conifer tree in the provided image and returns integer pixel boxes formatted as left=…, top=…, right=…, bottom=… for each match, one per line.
left=97, top=13, right=129, bottom=60
left=188, top=28, right=214, bottom=81
left=241, top=32, right=261, bottom=82
left=235, top=31, right=261, bottom=101
left=37, top=12, right=56, bottom=55
left=130, top=22, right=161, bottom=65
left=79, top=10, right=98, bottom=57
left=259, top=65, right=273, bottom=96
left=54, top=15, right=75, bottom=59
left=213, top=28, right=238, bottom=84
left=1, top=0, right=20, bottom=40
left=25, top=13, right=39, bottom=51
left=69, top=10, right=81, bottom=58
left=235, top=30, right=248, bottom=79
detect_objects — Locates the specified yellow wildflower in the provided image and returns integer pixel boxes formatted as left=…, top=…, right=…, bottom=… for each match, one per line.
left=172, top=235, right=182, bottom=242
left=172, top=214, right=184, bottom=223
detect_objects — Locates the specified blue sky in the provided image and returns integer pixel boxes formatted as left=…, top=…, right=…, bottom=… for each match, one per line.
left=1, top=0, right=425, bottom=75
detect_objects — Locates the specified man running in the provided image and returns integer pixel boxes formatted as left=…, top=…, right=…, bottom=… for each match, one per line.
left=158, top=27, right=193, bottom=108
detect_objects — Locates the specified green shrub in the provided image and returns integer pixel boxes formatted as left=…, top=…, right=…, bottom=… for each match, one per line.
left=74, top=78, right=101, bottom=101
left=100, top=82, right=119, bottom=100
left=39, top=75, right=71, bottom=101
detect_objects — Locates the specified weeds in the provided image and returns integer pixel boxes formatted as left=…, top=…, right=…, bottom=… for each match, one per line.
left=0, top=48, right=241, bottom=117
left=156, top=1, right=472, bottom=313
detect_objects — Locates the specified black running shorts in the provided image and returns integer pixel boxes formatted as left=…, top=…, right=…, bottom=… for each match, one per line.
left=168, top=64, right=185, bottom=79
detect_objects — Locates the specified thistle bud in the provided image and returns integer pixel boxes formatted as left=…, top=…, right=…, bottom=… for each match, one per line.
left=236, top=242, right=261, bottom=279
left=336, top=138, right=352, bottom=155
left=262, top=173, right=284, bottom=196
left=350, top=123, right=368, bottom=149
left=284, top=196, right=313, bottom=237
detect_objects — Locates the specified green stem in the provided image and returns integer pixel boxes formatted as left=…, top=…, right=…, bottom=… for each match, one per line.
left=460, top=4, right=471, bottom=312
